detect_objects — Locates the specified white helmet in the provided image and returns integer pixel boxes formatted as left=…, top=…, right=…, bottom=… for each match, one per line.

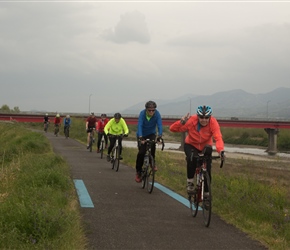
left=66, top=115, right=70, bottom=118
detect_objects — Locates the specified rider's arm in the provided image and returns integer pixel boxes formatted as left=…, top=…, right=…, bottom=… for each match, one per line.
left=121, top=118, right=129, bottom=135
left=104, top=119, right=112, bottom=135
left=210, top=117, right=225, bottom=154
left=156, top=110, right=163, bottom=137
left=137, top=110, right=145, bottom=137
left=169, top=115, right=193, bottom=133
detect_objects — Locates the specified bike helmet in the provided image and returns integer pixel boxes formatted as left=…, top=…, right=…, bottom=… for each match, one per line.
left=90, top=112, right=94, bottom=116
left=66, top=115, right=70, bottom=118
left=56, top=114, right=60, bottom=117
left=114, top=112, right=122, bottom=119
left=145, top=101, right=157, bottom=109
left=101, top=113, right=107, bottom=117
left=45, top=113, right=48, bottom=116
left=196, top=105, right=212, bottom=117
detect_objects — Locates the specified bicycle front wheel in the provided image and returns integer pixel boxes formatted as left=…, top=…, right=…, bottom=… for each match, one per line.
left=100, top=141, right=104, bottom=159
left=189, top=190, right=199, bottom=217
left=146, top=156, right=155, bottom=193
left=114, top=147, right=120, bottom=172
left=89, top=135, right=93, bottom=152
left=141, top=166, right=147, bottom=189
left=202, top=171, right=212, bottom=227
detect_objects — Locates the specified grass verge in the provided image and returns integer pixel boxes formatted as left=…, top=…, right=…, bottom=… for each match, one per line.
left=0, top=123, right=87, bottom=249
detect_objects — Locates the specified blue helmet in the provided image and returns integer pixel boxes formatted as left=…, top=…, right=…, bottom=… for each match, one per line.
left=196, top=105, right=212, bottom=117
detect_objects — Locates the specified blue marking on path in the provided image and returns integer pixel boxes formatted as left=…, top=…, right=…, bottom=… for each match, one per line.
left=154, top=182, right=201, bottom=210
left=73, top=179, right=94, bottom=208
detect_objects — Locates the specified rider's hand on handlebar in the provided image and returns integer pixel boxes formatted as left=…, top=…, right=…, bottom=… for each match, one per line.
left=220, top=151, right=226, bottom=161
left=123, top=134, right=128, bottom=137
left=156, top=136, right=163, bottom=145
left=180, top=113, right=190, bottom=125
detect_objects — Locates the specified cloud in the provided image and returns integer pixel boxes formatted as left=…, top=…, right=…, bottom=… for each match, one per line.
left=102, top=11, right=150, bottom=44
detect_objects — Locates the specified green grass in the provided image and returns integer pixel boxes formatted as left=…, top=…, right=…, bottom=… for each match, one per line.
left=0, top=123, right=87, bottom=249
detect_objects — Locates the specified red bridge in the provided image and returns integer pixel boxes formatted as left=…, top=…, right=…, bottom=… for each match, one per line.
left=1, top=113, right=290, bottom=154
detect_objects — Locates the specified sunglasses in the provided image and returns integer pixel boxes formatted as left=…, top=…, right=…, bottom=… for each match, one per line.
left=147, top=109, right=155, bottom=112
left=198, top=116, right=210, bottom=119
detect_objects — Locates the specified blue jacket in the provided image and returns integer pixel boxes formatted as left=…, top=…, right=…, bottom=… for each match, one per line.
left=136, top=109, right=163, bottom=137
left=63, top=118, right=71, bottom=126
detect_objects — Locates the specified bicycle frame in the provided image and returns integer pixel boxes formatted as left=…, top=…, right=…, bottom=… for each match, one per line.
left=141, top=138, right=164, bottom=193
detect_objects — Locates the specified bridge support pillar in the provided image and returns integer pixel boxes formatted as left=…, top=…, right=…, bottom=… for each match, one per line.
left=264, top=128, right=279, bottom=155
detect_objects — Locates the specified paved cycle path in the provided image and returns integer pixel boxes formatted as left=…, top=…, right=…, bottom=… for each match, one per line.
left=44, top=132, right=267, bottom=250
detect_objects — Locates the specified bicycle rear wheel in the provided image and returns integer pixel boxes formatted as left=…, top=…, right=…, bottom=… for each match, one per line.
left=202, top=171, right=212, bottom=227
left=100, top=141, right=104, bottom=159
left=146, top=156, right=155, bottom=193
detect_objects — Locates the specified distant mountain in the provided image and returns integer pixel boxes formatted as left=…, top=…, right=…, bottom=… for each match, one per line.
left=121, top=87, right=290, bottom=119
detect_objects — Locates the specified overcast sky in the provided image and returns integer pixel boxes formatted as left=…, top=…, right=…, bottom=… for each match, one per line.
left=1, top=0, right=290, bottom=114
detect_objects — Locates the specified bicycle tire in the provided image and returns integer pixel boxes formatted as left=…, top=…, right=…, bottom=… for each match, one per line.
left=189, top=173, right=199, bottom=217
left=141, top=165, right=147, bottom=189
left=89, top=134, right=93, bottom=152
left=111, top=146, right=116, bottom=169
left=146, top=155, right=155, bottom=193
left=55, top=126, right=59, bottom=136
left=44, top=123, right=48, bottom=132
left=115, top=146, right=120, bottom=172
left=65, top=127, right=69, bottom=138
left=202, top=171, right=212, bottom=227
left=100, top=140, right=104, bottom=159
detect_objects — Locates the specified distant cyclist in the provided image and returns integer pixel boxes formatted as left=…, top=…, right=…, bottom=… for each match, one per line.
left=169, top=105, right=225, bottom=194
left=96, top=113, right=109, bottom=153
left=85, top=112, right=98, bottom=149
left=43, top=113, right=50, bottom=131
left=63, top=115, right=72, bottom=137
left=54, top=114, right=61, bottom=135
left=135, top=100, right=163, bottom=183
left=104, top=113, right=129, bottom=162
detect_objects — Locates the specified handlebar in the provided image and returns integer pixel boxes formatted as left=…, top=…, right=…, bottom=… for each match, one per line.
left=140, top=138, right=165, bottom=151
left=193, top=154, right=224, bottom=168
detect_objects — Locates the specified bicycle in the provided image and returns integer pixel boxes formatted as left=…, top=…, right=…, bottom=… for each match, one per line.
left=54, top=124, right=60, bottom=136
left=88, top=128, right=95, bottom=152
left=44, top=122, right=49, bottom=133
left=109, top=134, right=124, bottom=172
left=64, top=125, right=70, bottom=139
left=141, top=138, right=165, bottom=194
left=99, top=132, right=105, bottom=159
left=188, top=148, right=224, bottom=227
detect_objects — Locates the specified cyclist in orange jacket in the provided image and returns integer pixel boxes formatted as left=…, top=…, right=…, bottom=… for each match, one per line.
left=169, top=105, right=225, bottom=194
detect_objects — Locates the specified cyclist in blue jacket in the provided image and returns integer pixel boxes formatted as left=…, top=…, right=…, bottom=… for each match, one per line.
left=135, top=101, right=163, bottom=183
left=63, top=115, right=72, bottom=137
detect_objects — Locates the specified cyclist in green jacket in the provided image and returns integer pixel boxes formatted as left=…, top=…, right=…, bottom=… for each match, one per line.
left=104, top=113, right=129, bottom=161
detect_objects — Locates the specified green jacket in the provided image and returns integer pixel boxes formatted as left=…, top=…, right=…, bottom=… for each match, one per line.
left=104, top=118, right=129, bottom=135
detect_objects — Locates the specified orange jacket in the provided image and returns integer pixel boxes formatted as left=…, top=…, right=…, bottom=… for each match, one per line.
left=169, top=114, right=224, bottom=153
